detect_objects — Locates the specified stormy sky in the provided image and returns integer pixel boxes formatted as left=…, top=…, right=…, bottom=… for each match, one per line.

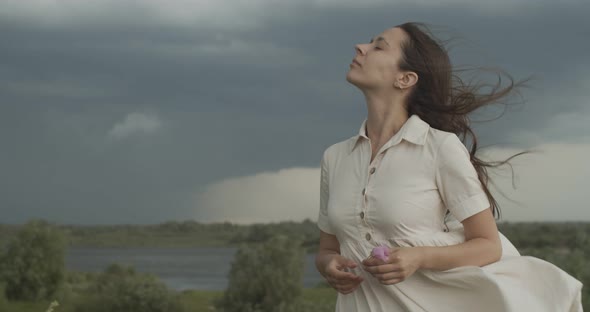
left=1, top=0, right=589, bottom=225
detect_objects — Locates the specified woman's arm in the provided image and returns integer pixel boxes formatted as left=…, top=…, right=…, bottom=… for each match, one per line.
left=419, top=207, right=502, bottom=271
left=315, top=230, right=341, bottom=272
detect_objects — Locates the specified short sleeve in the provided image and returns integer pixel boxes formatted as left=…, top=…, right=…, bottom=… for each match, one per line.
left=435, top=134, right=491, bottom=222
left=317, top=149, right=334, bottom=234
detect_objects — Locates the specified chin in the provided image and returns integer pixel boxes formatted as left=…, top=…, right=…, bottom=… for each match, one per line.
left=346, top=72, right=369, bottom=89
left=346, top=71, right=361, bottom=86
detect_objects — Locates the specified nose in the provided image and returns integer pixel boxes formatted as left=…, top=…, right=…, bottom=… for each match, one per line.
left=355, top=43, right=366, bottom=56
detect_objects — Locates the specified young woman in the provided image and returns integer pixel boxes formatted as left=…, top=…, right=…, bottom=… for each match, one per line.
left=315, top=22, right=583, bottom=311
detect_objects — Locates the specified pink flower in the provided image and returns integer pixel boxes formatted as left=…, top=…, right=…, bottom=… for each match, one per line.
left=371, top=246, right=390, bottom=262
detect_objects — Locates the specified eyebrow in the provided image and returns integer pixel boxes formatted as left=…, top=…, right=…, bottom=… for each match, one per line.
left=369, top=36, right=390, bottom=46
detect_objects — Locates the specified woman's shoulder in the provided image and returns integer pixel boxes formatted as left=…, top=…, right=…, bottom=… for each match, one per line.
left=425, top=127, right=470, bottom=164
left=423, top=127, right=469, bottom=161
left=426, top=126, right=462, bottom=148
left=321, top=135, right=358, bottom=161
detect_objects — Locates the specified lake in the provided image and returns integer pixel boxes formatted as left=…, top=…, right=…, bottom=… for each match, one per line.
left=65, top=247, right=324, bottom=291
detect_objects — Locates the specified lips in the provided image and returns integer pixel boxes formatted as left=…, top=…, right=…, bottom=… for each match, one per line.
left=352, top=59, right=362, bottom=66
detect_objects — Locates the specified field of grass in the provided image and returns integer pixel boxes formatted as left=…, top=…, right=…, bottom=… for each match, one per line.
left=176, top=288, right=337, bottom=311
left=0, top=285, right=337, bottom=312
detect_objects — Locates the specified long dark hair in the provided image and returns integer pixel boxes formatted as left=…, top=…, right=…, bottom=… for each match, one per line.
left=396, top=22, right=531, bottom=221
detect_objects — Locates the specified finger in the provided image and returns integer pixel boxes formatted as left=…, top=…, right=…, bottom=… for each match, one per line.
left=375, top=271, right=405, bottom=281
left=363, top=264, right=401, bottom=274
left=333, top=272, right=365, bottom=284
left=337, top=281, right=363, bottom=294
left=327, top=274, right=354, bottom=285
left=339, top=285, right=359, bottom=294
left=328, top=274, right=363, bottom=286
left=328, top=268, right=363, bottom=281
left=326, top=276, right=341, bottom=286
left=333, top=272, right=362, bottom=283
left=333, top=275, right=364, bottom=286
left=380, top=278, right=404, bottom=285
left=387, top=253, right=401, bottom=263
left=339, top=283, right=358, bottom=292
left=362, top=256, right=389, bottom=267
left=330, top=278, right=354, bottom=286
left=361, top=256, right=380, bottom=266
left=336, top=264, right=358, bottom=273
left=344, top=259, right=358, bottom=269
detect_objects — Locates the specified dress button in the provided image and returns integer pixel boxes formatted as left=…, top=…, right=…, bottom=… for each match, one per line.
left=360, top=211, right=365, bottom=219
left=369, top=167, right=376, bottom=174
left=443, top=228, right=449, bottom=232
left=365, top=233, right=371, bottom=241
left=362, top=188, right=366, bottom=196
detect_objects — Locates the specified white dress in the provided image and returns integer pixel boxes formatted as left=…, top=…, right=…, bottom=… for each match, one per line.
left=317, top=114, right=583, bottom=311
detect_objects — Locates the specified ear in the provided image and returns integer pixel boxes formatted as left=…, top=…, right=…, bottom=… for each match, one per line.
left=399, top=72, right=418, bottom=89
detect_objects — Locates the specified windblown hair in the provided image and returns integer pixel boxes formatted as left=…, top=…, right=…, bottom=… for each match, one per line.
left=395, top=22, right=532, bottom=221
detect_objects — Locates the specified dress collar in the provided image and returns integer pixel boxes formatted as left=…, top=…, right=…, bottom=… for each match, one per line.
left=348, top=114, right=430, bottom=154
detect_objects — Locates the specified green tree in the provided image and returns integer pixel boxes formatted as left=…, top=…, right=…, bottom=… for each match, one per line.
left=73, top=263, right=185, bottom=312
left=216, top=234, right=306, bottom=312
left=0, top=219, right=66, bottom=301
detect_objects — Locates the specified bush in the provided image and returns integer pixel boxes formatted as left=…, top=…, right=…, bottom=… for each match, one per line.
left=215, top=234, right=306, bottom=312
left=72, top=263, right=185, bottom=312
left=0, top=284, right=7, bottom=311
left=0, top=219, right=66, bottom=301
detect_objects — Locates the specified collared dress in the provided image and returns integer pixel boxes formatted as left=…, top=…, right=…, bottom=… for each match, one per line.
left=318, top=114, right=583, bottom=312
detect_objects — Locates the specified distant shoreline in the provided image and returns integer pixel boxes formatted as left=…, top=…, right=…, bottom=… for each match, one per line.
left=2, top=220, right=589, bottom=250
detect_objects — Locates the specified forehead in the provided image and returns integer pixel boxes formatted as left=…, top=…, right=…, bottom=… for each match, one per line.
left=377, top=27, right=406, bottom=46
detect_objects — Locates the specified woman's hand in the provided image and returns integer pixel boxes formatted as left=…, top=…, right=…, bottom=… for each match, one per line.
left=362, top=246, right=424, bottom=285
left=319, top=254, right=364, bottom=294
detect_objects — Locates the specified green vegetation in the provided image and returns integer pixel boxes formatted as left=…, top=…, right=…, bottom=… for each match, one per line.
left=0, top=220, right=66, bottom=301
left=70, top=263, right=186, bottom=312
left=0, top=285, right=338, bottom=312
left=0, top=219, right=587, bottom=311
left=215, top=235, right=306, bottom=311
left=2, top=219, right=585, bottom=255
left=0, top=219, right=320, bottom=251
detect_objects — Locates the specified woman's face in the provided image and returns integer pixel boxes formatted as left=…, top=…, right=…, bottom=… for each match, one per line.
left=346, top=27, right=409, bottom=91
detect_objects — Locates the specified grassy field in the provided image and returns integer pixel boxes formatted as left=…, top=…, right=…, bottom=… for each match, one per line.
left=0, top=286, right=337, bottom=312
left=176, top=288, right=337, bottom=311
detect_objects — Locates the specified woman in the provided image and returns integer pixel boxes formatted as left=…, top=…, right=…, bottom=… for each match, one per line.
left=315, top=22, right=583, bottom=311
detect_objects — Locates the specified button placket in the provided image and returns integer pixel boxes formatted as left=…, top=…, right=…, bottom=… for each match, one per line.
left=361, top=185, right=369, bottom=227
left=359, top=156, right=371, bottom=240
left=358, top=142, right=371, bottom=234
left=360, top=150, right=384, bottom=243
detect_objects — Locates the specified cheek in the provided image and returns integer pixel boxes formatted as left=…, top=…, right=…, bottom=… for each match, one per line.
left=367, top=57, right=395, bottom=79
left=374, top=65, right=395, bottom=84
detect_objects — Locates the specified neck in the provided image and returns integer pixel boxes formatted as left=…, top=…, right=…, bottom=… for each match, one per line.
left=362, top=90, right=409, bottom=144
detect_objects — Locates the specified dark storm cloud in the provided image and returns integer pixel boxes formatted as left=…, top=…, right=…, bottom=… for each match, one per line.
left=1, top=1, right=588, bottom=224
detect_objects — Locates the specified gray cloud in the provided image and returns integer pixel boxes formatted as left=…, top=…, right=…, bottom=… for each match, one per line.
left=1, top=0, right=589, bottom=224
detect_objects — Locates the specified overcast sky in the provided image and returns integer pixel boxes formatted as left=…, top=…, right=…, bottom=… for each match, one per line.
left=1, top=0, right=589, bottom=225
